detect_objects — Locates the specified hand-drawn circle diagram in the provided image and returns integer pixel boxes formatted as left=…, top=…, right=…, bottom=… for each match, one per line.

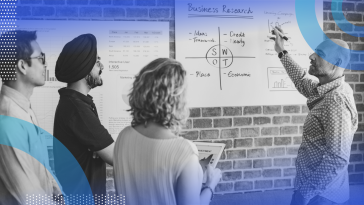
left=185, top=27, right=255, bottom=90
left=206, top=45, right=233, bottom=68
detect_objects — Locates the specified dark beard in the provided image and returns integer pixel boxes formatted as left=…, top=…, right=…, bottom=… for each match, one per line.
left=85, top=73, right=103, bottom=89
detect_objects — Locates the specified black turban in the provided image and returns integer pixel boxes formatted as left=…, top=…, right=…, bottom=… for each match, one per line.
left=55, top=34, right=97, bottom=83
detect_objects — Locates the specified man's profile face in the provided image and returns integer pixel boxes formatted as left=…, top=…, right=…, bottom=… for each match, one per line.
left=25, top=41, right=46, bottom=87
left=308, top=44, right=333, bottom=78
left=86, top=54, right=103, bottom=89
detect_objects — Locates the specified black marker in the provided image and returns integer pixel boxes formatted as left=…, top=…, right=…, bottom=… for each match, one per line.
left=271, top=30, right=288, bottom=41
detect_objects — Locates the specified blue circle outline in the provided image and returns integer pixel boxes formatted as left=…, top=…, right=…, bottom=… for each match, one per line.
left=295, top=0, right=361, bottom=70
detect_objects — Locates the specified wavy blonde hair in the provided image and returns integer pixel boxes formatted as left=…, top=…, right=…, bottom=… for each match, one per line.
left=128, top=58, right=189, bottom=133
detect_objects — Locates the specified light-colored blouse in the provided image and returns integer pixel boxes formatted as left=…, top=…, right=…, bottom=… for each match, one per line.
left=113, top=126, right=202, bottom=205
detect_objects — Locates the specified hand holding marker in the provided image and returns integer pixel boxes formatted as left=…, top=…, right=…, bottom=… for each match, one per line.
left=270, top=26, right=288, bottom=41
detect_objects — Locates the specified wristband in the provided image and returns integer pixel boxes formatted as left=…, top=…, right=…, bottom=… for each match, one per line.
left=278, top=50, right=288, bottom=59
left=201, top=185, right=214, bottom=201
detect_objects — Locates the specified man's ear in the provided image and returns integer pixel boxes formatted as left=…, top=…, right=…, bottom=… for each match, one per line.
left=332, top=59, right=342, bottom=70
left=335, top=59, right=342, bottom=67
left=16, top=60, right=27, bottom=75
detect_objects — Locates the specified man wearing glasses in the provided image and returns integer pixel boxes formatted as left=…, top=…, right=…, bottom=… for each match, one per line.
left=53, top=34, right=114, bottom=198
left=0, top=30, right=64, bottom=204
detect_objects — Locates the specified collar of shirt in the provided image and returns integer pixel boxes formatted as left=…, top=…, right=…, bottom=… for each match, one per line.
left=0, top=85, right=31, bottom=112
left=316, top=76, right=345, bottom=97
left=58, top=87, right=94, bottom=105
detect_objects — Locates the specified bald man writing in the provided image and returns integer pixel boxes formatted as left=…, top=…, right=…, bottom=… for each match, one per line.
left=272, top=27, right=358, bottom=205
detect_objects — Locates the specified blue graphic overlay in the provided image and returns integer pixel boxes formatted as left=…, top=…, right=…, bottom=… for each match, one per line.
left=0, top=115, right=94, bottom=205
left=295, top=0, right=357, bottom=70
left=0, top=0, right=16, bottom=80
left=333, top=0, right=364, bottom=38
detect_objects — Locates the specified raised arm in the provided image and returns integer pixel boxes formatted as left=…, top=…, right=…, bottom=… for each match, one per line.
left=273, top=26, right=319, bottom=98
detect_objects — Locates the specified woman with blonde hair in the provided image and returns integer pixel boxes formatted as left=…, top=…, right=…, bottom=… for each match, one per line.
left=113, top=58, right=221, bottom=205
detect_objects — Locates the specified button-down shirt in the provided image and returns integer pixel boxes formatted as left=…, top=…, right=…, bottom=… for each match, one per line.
left=0, top=85, right=62, bottom=205
left=280, top=55, right=358, bottom=203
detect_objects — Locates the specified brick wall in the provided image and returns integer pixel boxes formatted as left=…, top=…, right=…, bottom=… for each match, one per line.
left=183, top=105, right=305, bottom=193
left=17, top=0, right=364, bottom=195
left=323, top=0, right=364, bottom=187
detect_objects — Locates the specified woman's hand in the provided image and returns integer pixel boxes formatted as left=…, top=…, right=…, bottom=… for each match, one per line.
left=204, top=165, right=221, bottom=189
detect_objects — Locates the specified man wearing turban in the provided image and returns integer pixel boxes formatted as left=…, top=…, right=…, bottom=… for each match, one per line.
left=53, top=34, right=115, bottom=198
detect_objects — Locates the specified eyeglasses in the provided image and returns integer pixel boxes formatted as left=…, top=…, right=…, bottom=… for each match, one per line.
left=27, top=52, right=46, bottom=65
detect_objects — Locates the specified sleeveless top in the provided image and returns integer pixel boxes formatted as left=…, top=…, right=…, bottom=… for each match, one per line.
left=113, top=126, right=202, bottom=205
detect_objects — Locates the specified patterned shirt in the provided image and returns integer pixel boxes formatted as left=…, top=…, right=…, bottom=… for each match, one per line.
left=280, top=55, right=358, bottom=203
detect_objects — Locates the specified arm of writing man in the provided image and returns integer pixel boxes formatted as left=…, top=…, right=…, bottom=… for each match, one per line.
left=0, top=122, right=48, bottom=204
left=280, top=54, right=319, bottom=98
left=299, top=94, right=353, bottom=200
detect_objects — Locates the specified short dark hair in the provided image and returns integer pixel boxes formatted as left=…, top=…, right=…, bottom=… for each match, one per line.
left=0, top=30, right=37, bottom=81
